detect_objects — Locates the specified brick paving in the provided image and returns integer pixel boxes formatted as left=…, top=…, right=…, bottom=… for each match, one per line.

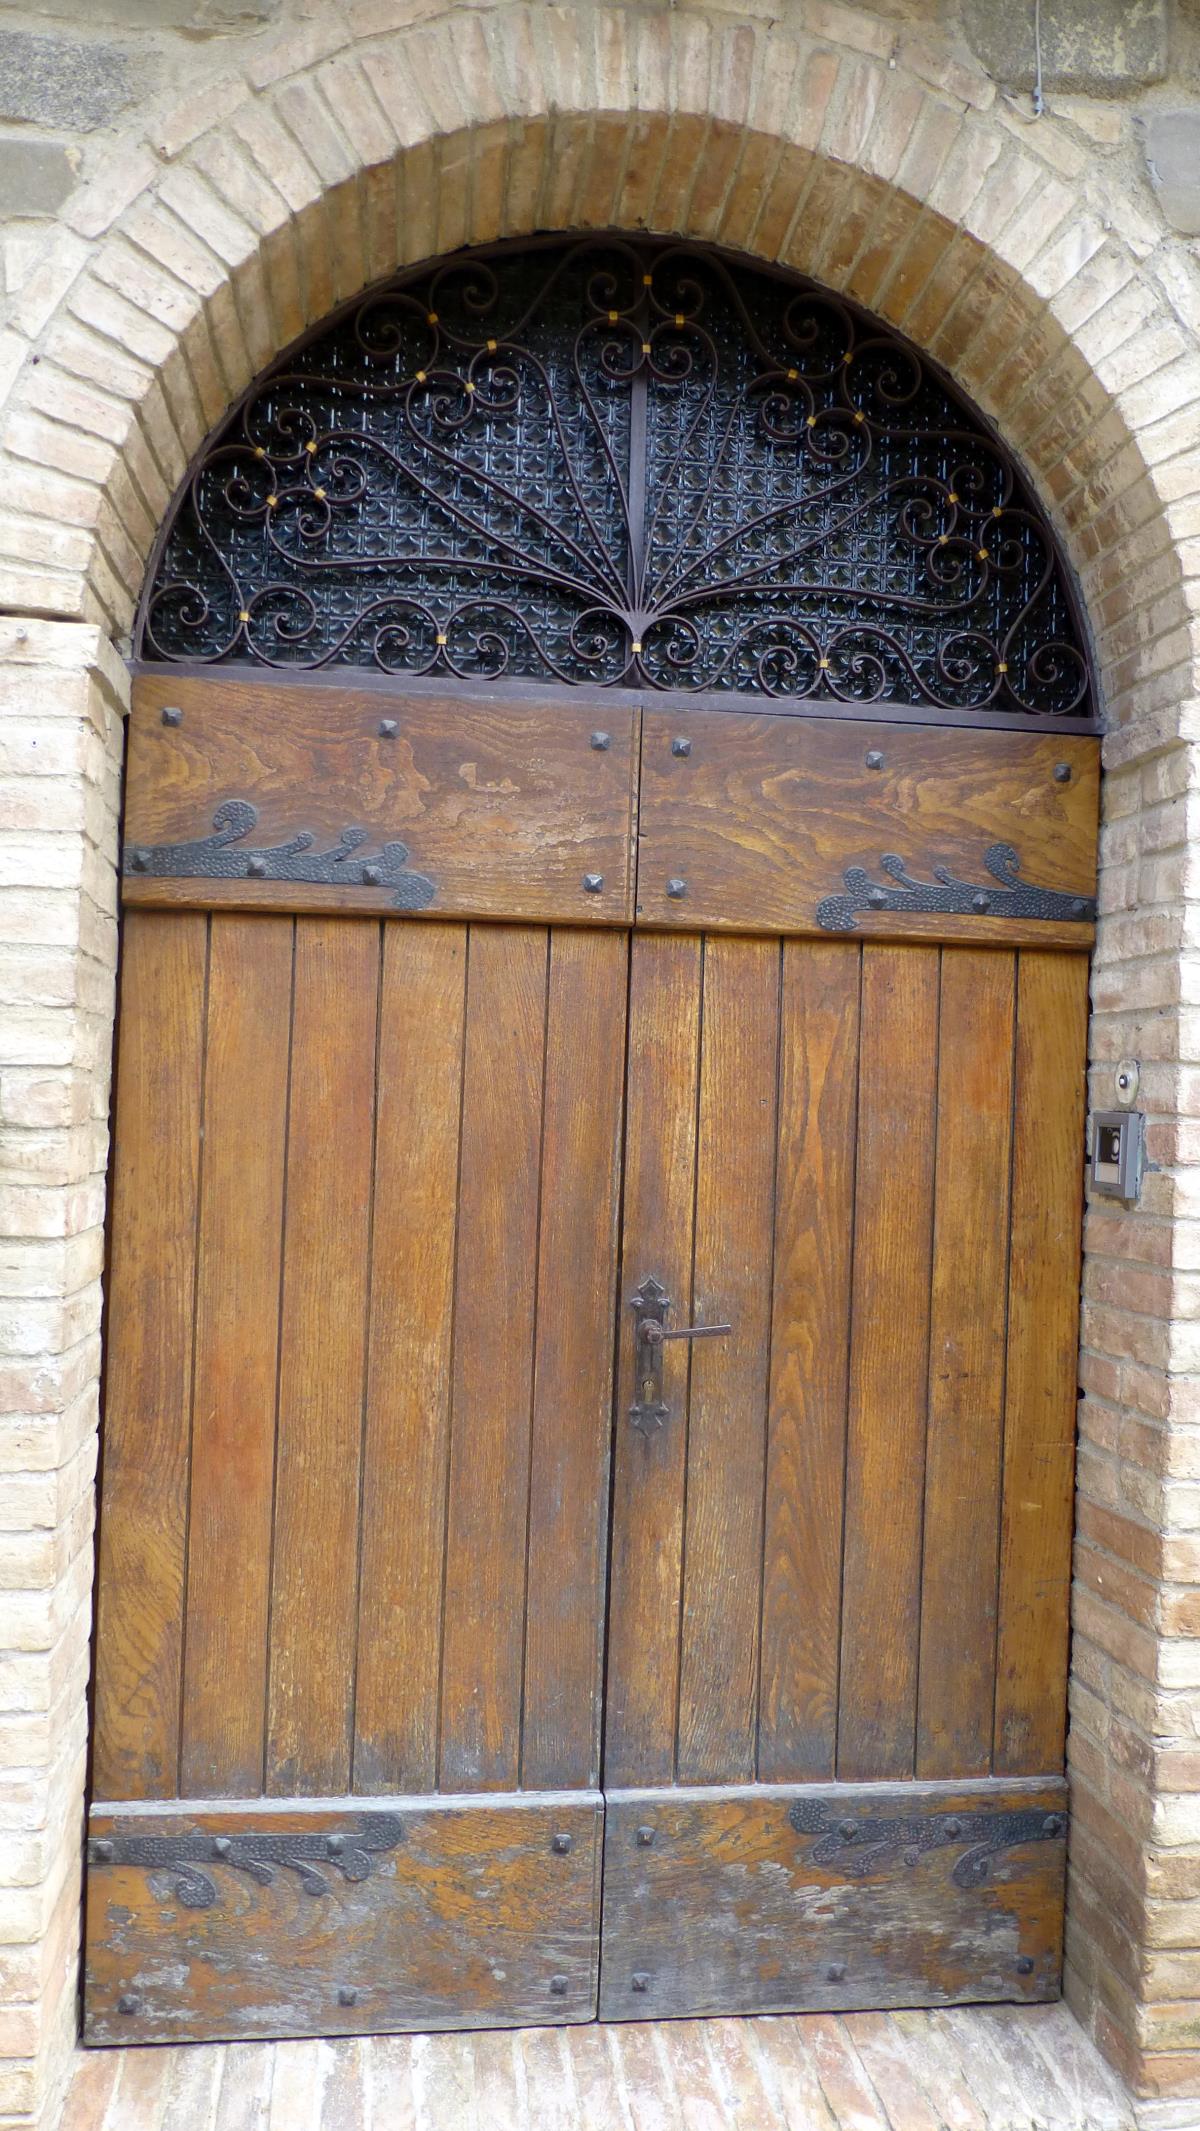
left=58, top=2005, right=1135, bottom=2131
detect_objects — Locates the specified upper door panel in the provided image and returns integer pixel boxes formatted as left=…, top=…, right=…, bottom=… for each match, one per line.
left=123, top=672, right=638, bottom=928
left=635, top=709, right=1099, bottom=946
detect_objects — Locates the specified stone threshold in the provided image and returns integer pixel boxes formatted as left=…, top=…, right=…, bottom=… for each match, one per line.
left=57, top=2001, right=1144, bottom=2131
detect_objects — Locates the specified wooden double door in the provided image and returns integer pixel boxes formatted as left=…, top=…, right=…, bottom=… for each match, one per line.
left=85, top=674, right=1096, bottom=2043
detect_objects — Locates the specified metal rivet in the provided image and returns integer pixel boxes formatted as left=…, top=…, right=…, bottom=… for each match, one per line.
left=129, top=849, right=149, bottom=872
left=362, top=864, right=382, bottom=886
left=1043, top=1813, right=1065, bottom=1838
left=671, top=736, right=692, bottom=757
left=379, top=719, right=398, bottom=738
left=552, top=1832, right=573, bottom=1855
left=550, top=1975, right=570, bottom=1997
left=92, top=1839, right=114, bottom=1862
left=666, top=878, right=687, bottom=899
left=631, top=1972, right=652, bottom=1994
left=212, top=1836, right=232, bottom=1857
left=1016, top=1955, right=1035, bottom=1976
left=117, top=1993, right=140, bottom=2016
left=867, top=886, right=887, bottom=908
left=590, top=730, right=611, bottom=751
left=972, top=892, right=990, bottom=914
left=944, top=1818, right=962, bottom=1839
left=1054, top=761, right=1072, bottom=783
left=161, top=705, right=182, bottom=727
left=636, top=1825, right=655, bottom=1848
left=338, top=1985, right=358, bottom=2006
left=583, top=872, right=604, bottom=894
left=327, top=1834, right=345, bottom=1855
left=246, top=856, right=266, bottom=878
left=838, top=1819, right=857, bottom=1841
left=903, top=1845, right=920, bottom=1866
left=825, top=1962, right=847, bottom=1982
left=865, top=749, right=884, bottom=770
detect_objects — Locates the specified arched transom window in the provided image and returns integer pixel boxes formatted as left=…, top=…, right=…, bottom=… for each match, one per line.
left=138, top=235, right=1096, bottom=726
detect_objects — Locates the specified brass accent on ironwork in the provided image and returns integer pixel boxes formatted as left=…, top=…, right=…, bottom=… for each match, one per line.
left=814, top=843, right=1095, bottom=935
left=788, top=1800, right=1065, bottom=1890
left=88, top=1814, right=405, bottom=1910
left=136, top=236, right=1095, bottom=725
left=121, top=799, right=436, bottom=911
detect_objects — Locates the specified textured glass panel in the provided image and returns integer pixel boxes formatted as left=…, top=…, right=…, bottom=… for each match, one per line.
left=139, top=237, right=1094, bottom=721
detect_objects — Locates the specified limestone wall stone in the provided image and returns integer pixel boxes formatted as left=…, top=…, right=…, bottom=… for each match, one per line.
left=1, top=4, right=1200, bottom=2126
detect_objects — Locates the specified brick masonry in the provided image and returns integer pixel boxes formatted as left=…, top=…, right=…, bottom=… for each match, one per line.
left=1, top=4, right=1200, bottom=2128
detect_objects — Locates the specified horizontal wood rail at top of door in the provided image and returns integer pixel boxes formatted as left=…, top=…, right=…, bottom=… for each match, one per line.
left=121, top=673, right=1098, bottom=948
left=122, top=672, right=639, bottom=929
left=84, top=1790, right=603, bottom=2044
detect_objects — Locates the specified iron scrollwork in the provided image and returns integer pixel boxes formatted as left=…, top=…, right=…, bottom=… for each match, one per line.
left=88, top=1814, right=405, bottom=1909
left=815, top=842, right=1096, bottom=934
left=138, top=237, right=1095, bottom=725
left=123, top=799, right=436, bottom=910
left=788, top=1800, right=1066, bottom=1890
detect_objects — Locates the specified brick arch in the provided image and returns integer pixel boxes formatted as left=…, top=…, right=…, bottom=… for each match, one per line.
left=1, top=3, right=1196, bottom=734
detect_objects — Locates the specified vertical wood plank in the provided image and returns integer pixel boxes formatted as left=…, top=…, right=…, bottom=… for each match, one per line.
left=917, top=949, right=1016, bottom=1780
left=94, top=913, right=208, bottom=1800
left=181, top=916, right=292, bottom=1797
left=438, top=925, right=549, bottom=1792
left=677, top=937, right=780, bottom=1785
left=994, top=951, right=1089, bottom=1775
left=266, top=919, right=380, bottom=1795
left=759, top=940, right=860, bottom=1783
left=522, top=929, right=628, bottom=1791
left=838, top=944, right=939, bottom=1782
left=604, top=933, right=703, bottom=1790
left=353, top=924, right=467, bottom=1794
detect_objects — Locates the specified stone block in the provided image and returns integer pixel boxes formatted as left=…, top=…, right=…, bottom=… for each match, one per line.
left=1139, top=111, right=1200, bottom=238
left=0, top=31, right=135, bottom=133
left=961, top=0, right=1167, bottom=94
left=0, top=138, right=77, bottom=219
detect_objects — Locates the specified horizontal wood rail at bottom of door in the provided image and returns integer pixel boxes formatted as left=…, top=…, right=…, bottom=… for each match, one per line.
left=83, top=1791, right=603, bottom=2045
left=83, top=1777, right=1066, bottom=2043
left=599, top=1778, right=1066, bottom=2024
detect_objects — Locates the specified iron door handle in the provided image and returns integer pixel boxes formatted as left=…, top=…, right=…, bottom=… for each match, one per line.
left=629, top=1275, right=731, bottom=1436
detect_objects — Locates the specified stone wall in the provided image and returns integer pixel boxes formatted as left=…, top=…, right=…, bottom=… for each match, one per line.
left=1, top=4, right=1200, bottom=2127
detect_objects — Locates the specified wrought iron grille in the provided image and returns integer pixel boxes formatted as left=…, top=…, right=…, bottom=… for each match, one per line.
left=137, top=237, right=1096, bottom=722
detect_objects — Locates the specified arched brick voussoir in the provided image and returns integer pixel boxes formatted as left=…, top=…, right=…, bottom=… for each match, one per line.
left=0, top=0, right=1196, bottom=733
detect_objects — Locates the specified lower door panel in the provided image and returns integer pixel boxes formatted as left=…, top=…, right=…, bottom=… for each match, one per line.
left=598, top=1779, right=1066, bottom=2022
left=85, top=1791, right=602, bottom=2042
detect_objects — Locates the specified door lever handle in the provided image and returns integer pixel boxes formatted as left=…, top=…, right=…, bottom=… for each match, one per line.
left=629, top=1275, right=731, bottom=1436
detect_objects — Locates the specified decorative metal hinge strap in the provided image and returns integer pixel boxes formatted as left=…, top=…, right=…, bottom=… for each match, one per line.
left=815, top=843, right=1095, bottom=934
left=88, top=1814, right=405, bottom=1910
left=123, top=800, right=436, bottom=911
left=788, top=1800, right=1066, bottom=1889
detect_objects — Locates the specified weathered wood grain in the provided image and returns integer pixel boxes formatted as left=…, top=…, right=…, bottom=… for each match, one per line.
left=636, top=711, right=1098, bottom=945
left=352, top=923, right=467, bottom=1795
left=522, top=930, right=629, bottom=1791
left=917, top=950, right=1015, bottom=1781
left=599, top=1779, right=1065, bottom=2022
left=181, top=916, right=293, bottom=1798
left=93, top=913, right=208, bottom=1800
left=759, top=942, right=860, bottom=1784
left=603, top=934, right=704, bottom=1789
left=266, top=921, right=380, bottom=1795
left=994, top=953, right=1089, bottom=1775
left=838, top=947, right=939, bottom=1781
left=85, top=1792, right=601, bottom=2043
left=123, top=675, right=637, bottom=926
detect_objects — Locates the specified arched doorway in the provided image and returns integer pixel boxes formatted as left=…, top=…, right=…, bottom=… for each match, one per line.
left=84, top=235, right=1099, bottom=2044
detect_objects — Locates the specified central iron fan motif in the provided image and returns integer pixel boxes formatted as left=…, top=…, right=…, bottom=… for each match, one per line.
left=139, top=237, right=1094, bottom=721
